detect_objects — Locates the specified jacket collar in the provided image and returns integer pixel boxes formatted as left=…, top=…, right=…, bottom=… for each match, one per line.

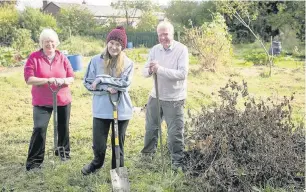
left=39, top=49, right=60, bottom=58
left=158, top=40, right=176, bottom=51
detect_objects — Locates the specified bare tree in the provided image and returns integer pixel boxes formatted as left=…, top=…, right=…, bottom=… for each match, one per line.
left=217, top=1, right=274, bottom=77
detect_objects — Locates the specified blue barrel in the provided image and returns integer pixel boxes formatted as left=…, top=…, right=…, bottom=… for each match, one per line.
left=127, top=42, right=133, bottom=49
left=67, top=54, right=82, bottom=71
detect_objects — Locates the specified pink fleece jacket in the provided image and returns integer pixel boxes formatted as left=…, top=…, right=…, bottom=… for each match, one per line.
left=24, top=49, right=74, bottom=106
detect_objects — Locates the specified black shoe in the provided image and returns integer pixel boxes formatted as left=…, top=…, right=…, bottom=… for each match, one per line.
left=26, top=163, right=42, bottom=171
left=81, top=163, right=101, bottom=175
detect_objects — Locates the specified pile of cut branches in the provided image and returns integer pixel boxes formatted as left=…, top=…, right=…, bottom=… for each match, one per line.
left=184, top=80, right=305, bottom=191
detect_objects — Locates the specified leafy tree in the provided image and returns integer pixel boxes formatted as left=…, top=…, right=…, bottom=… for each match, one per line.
left=136, top=11, right=158, bottom=32
left=56, top=5, right=96, bottom=40
left=165, top=1, right=198, bottom=29
left=216, top=1, right=259, bottom=43
left=267, top=1, right=305, bottom=42
left=111, top=0, right=156, bottom=27
left=217, top=1, right=304, bottom=44
left=0, top=4, right=18, bottom=46
left=251, top=2, right=280, bottom=42
left=165, top=0, right=216, bottom=31
left=18, top=7, right=57, bottom=42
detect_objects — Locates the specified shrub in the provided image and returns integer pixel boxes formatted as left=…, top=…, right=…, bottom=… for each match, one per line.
left=0, top=47, right=26, bottom=67
left=11, top=29, right=36, bottom=54
left=183, top=13, right=233, bottom=72
left=136, top=11, right=158, bottom=32
left=18, top=7, right=57, bottom=42
left=244, top=52, right=267, bottom=65
left=59, top=36, right=104, bottom=56
left=56, top=5, right=97, bottom=41
left=0, top=4, right=18, bottom=46
left=183, top=80, right=305, bottom=191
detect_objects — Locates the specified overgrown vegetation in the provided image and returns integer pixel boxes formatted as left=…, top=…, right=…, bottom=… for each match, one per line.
left=0, top=47, right=29, bottom=67
left=244, top=52, right=268, bottom=65
left=18, top=7, right=57, bottom=42
left=0, top=1, right=304, bottom=191
left=184, top=80, right=305, bottom=191
left=11, top=29, right=36, bottom=53
left=0, top=48, right=304, bottom=191
left=165, top=1, right=216, bottom=31
left=57, top=6, right=96, bottom=41
left=183, top=13, right=232, bottom=72
left=59, top=36, right=104, bottom=56
left=0, top=4, right=18, bottom=46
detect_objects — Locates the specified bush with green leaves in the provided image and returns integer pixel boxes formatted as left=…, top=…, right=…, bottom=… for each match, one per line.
left=59, top=36, right=104, bottom=56
left=183, top=13, right=233, bottom=72
left=0, top=47, right=26, bottom=67
left=56, top=5, right=97, bottom=41
left=136, top=11, right=158, bottom=32
left=184, top=80, right=304, bottom=191
left=0, top=47, right=14, bottom=67
left=18, top=7, right=57, bottom=42
left=11, top=29, right=36, bottom=54
left=0, top=4, right=18, bottom=46
left=244, top=52, right=267, bottom=65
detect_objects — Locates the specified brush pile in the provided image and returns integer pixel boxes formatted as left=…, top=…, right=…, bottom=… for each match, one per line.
left=183, top=80, right=305, bottom=191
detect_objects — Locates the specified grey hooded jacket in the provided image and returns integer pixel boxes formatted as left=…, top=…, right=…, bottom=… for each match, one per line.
left=83, top=53, right=134, bottom=120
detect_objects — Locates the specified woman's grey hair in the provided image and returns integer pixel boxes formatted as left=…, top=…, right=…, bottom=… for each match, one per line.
left=39, top=28, right=60, bottom=48
left=157, top=20, right=174, bottom=35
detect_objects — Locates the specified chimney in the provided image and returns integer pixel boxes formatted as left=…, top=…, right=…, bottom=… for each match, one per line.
left=43, top=0, right=49, bottom=9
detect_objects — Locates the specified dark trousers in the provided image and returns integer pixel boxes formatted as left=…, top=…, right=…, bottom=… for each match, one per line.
left=90, top=118, right=129, bottom=169
left=26, top=104, right=71, bottom=170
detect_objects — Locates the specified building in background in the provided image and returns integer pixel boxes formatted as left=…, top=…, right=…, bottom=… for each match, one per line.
left=0, top=0, right=17, bottom=5
left=42, top=0, right=143, bottom=26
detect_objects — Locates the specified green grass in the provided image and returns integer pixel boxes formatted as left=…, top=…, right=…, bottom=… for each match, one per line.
left=0, top=46, right=304, bottom=191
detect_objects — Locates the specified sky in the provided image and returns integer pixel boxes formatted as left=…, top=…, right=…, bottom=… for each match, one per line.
left=17, top=0, right=170, bottom=10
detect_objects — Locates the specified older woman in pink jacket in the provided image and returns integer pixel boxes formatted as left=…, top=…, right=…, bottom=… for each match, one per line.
left=24, top=28, right=74, bottom=171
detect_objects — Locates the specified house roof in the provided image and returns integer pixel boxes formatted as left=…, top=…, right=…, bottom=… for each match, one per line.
left=47, top=2, right=142, bottom=18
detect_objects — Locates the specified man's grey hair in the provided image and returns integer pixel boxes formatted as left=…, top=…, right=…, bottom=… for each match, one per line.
left=157, top=20, right=174, bottom=35
left=39, top=28, right=60, bottom=48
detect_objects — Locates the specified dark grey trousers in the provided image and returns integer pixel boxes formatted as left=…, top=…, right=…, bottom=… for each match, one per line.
left=141, top=96, right=185, bottom=165
left=26, top=104, right=71, bottom=170
left=90, top=118, right=129, bottom=169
